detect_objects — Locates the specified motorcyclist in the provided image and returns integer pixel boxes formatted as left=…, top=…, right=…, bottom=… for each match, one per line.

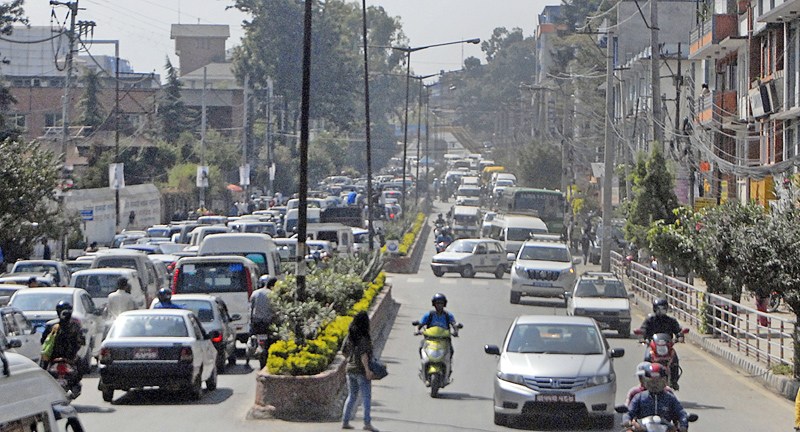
left=415, top=293, right=460, bottom=364
left=249, top=277, right=277, bottom=339
left=624, top=363, right=689, bottom=432
left=152, top=288, right=183, bottom=309
left=435, top=228, right=453, bottom=251
left=434, top=213, right=446, bottom=228
left=625, top=361, right=674, bottom=405
left=639, top=297, right=684, bottom=389
left=41, top=301, right=85, bottom=378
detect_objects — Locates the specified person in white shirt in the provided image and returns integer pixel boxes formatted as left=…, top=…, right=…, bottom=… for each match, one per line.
left=106, top=278, right=136, bottom=319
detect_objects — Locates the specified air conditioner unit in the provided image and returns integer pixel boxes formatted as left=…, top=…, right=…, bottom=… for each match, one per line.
left=764, top=79, right=779, bottom=113
left=749, top=84, right=775, bottom=118
left=749, top=86, right=766, bottom=118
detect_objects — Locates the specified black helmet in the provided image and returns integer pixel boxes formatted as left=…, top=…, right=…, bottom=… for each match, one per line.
left=157, top=288, right=172, bottom=303
left=653, top=298, right=669, bottom=316
left=431, top=293, right=447, bottom=307
left=56, top=301, right=73, bottom=320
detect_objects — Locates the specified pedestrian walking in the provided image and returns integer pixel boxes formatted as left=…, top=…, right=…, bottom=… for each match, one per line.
left=107, top=278, right=136, bottom=320
left=580, top=232, right=591, bottom=265
left=41, top=238, right=51, bottom=260
left=341, top=311, right=379, bottom=431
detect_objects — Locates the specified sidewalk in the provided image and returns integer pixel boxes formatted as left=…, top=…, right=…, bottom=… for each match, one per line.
left=624, top=268, right=799, bottom=400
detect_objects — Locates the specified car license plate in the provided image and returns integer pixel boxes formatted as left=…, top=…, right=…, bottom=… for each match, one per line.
left=133, top=348, right=159, bottom=360
left=536, top=394, right=575, bottom=403
left=532, top=281, right=553, bottom=287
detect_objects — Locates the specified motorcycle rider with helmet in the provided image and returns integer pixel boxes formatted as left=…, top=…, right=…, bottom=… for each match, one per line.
left=153, top=288, right=183, bottom=309
left=415, top=293, right=460, bottom=356
left=434, top=213, right=446, bottom=228
left=625, top=361, right=674, bottom=405
left=623, top=363, right=689, bottom=432
left=40, top=301, right=86, bottom=375
left=638, top=298, right=684, bottom=389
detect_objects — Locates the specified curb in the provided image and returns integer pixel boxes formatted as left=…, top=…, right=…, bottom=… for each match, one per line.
left=630, top=295, right=798, bottom=400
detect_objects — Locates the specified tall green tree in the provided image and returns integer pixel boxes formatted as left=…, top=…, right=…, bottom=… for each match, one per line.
left=625, top=146, right=678, bottom=248
left=77, top=69, right=105, bottom=130
left=157, top=58, right=194, bottom=143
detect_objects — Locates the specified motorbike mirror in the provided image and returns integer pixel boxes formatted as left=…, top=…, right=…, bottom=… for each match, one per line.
left=614, top=405, right=629, bottom=414
left=6, top=338, right=22, bottom=349
left=681, top=328, right=690, bottom=334
left=411, top=320, right=420, bottom=326
left=609, top=348, right=625, bottom=358
left=484, top=344, right=500, bottom=355
left=633, top=328, right=643, bottom=335
left=456, top=323, right=464, bottom=329
left=687, top=413, right=699, bottom=422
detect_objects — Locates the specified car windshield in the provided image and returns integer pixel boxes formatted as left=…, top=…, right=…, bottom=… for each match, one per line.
left=147, top=227, right=170, bottom=237
left=111, top=315, right=189, bottom=338
left=95, top=257, right=138, bottom=270
left=458, top=188, right=481, bottom=197
left=14, top=264, right=57, bottom=276
left=176, top=262, right=248, bottom=293
left=575, top=280, right=627, bottom=298
left=506, top=323, right=603, bottom=355
left=446, top=240, right=479, bottom=253
left=171, top=300, right=215, bottom=322
left=518, top=246, right=570, bottom=262
left=506, top=227, right=548, bottom=241
left=73, top=274, right=127, bottom=298
left=10, top=292, right=72, bottom=311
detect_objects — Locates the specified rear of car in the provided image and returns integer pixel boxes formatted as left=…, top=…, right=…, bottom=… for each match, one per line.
left=172, top=256, right=259, bottom=341
left=10, top=260, right=70, bottom=286
left=70, top=268, right=145, bottom=310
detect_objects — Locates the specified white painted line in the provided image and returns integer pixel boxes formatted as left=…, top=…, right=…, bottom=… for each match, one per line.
left=406, top=278, right=425, bottom=283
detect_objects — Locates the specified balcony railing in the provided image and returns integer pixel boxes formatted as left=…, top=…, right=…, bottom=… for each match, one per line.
left=689, top=14, right=739, bottom=59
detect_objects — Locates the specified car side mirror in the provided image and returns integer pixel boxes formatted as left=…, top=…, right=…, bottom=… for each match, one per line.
left=609, top=348, right=625, bottom=358
left=564, top=291, right=572, bottom=298
left=572, top=257, right=582, bottom=265
left=6, top=338, right=22, bottom=349
left=506, top=253, right=516, bottom=261
left=230, top=314, right=242, bottom=322
left=484, top=344, right=500, bottom=355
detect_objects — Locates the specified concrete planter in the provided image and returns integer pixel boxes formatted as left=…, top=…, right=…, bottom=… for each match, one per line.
left=383, top=218, right=430, bottom=274
left=249, top=285, right=395, bottom=421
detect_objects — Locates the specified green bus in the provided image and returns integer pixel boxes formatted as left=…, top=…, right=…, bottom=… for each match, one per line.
left=496, top=187, right=565, bottom=234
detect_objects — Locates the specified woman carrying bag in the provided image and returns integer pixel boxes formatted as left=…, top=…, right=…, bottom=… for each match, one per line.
left=342, top=311, right=380, bottom=431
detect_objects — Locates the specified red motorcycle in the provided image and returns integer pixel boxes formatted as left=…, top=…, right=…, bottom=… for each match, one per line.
left=47, top=358, right=82, bottom=400
left=634, top=328, right=688, bottom=389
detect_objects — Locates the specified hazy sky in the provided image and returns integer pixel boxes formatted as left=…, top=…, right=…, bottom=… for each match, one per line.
left=21, top=0, right=548, bottom=79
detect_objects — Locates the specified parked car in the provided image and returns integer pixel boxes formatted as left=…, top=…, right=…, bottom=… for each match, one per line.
left=152, top=294, right=240, bottom=372
left=97, top=309, right=219, bottom=402
left=8, top=287, right=105, bottom=370
left=509, top=236, right=580, bottom=305
left=484, top=315, right=624, bottom=428
left=567, top=272, right=632, bottom=337
left=0, top=306, right=41, bottom=362
left=9, top=260, right=71, bottom=286
left=430, top=239, right=507, bottom=279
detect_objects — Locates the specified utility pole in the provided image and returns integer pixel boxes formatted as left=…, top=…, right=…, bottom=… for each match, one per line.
left=57, top=0, right=78, bottom=161
left=199, top=67, right=207, bottom=210
left=265, top=78, right=274, bottom=197
left=651, top=0, right=664, bottom=149
left=601, top=30, right=615, bottom=272
left=241, top=73, right=250, bottom=199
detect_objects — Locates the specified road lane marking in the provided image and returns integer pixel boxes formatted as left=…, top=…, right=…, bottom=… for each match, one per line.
left=406, top=278, right=425, bottom=283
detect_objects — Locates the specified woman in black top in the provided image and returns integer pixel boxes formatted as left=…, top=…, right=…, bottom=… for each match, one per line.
left=341, top=311, right=378, bottom=431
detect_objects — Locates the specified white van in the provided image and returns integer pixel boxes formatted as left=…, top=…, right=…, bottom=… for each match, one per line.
left=90, top=249, right=160, bottom=306
left=0, top=353, right=85, bottom=431
left=304, top=223, right=353, bottom=254
left=451, top=206, right=481, bottom=238
left=70, top=268, right=146, bottom=310
left=488, top=214, right=549, bottom=254
left=284, top=207, right=321, bottom=234
left=197, top=233, right=282, bottom=279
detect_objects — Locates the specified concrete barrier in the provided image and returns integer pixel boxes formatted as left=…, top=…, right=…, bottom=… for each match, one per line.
left=249, top=285, right=396, bottom=421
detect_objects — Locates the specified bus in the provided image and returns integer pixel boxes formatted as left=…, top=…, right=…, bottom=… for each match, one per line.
left=496, top=187, right=565, bottom=234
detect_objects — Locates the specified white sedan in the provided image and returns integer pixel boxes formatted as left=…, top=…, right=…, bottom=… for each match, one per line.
left=97, top=309, right=218, bottom=402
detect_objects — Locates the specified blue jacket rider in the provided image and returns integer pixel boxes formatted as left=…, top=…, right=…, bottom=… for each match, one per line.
left=624, top=363, right=689, bottom=431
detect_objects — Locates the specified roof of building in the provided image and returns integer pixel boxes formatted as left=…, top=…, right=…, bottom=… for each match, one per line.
left=170, top=24, right=230, bottom=39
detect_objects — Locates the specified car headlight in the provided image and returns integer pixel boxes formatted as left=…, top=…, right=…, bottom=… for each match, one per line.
left=497, top=372, right=527, bottom=386
left=568, top=267, right=575, bottom=274
left=514, top=265, right=526, bottom=275
left=424, top=346, right=446, bottom=359
left=586, top=372, right=615, bottom=387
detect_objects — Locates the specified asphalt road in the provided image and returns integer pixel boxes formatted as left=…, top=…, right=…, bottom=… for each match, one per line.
left=73, top=204, right=795, bottom=431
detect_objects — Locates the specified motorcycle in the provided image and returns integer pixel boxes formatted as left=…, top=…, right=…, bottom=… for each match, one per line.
left=411, top=321, right=462, bottom=398
left=767, top=290, right=783, bottom=313
left=47, top=358, right=82, bottom=400
left=615, top=405, right=698, bottom=432
left=246, top=333, right=273, bottom=370
left=634, top=328, right=688, bottom=389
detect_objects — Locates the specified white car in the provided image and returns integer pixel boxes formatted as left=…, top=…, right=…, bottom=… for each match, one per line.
left=510, top=237, right=580, bottom=305
left=8, top=287, right=105, bottom=369
left=484, top=315, right=624, bottom=428
left=70, top=268, right=146, bottom=311
left=567, top=272, right=633, bottom=337
left=0, top=306, right=41, bottom=362
left=430, top=239, right=507, bottom=279
left=98, top=309, right=219, bottom=402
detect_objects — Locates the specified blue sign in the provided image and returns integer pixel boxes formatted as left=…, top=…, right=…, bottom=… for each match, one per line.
left=80, top=209, right=94, bottom=221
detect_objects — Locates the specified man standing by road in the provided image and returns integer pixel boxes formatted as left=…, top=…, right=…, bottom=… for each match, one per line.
left=107, top=278, right=136, bottom=320
left=250, top=277, right=276, bottom=338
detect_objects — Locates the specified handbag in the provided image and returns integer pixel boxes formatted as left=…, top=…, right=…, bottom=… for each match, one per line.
left=368, top=357, right=388, bottom=380
left=40, top=324, right=59, bottom=362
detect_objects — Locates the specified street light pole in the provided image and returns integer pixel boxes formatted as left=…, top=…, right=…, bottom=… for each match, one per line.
left=413, top=74, right=436, bottom=203
left=392, top=38, right=480, bottom=212
left=361, top=0, right=374, bottom=251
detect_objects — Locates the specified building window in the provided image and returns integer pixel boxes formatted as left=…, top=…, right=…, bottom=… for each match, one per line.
left=9, top=114, right=26, bottom=129
left=45, top=112, right=63, bottom=128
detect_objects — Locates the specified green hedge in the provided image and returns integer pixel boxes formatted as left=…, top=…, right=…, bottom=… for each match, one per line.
left=266, top=272, right=387, bottom=376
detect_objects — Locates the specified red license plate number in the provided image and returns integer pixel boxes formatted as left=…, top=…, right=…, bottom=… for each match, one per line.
left=133, top=348, right=159, bottom=360
left=535, top=394, right=575, bottom=403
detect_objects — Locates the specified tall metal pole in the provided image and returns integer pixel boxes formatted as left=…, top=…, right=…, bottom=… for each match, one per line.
left=424, top=85, right=430, bottom=203
left=241, top=74, right=250, bottom=199
left=114, top=41, right=120, bottom=231
left=601, top=30, right=615, bottom=272
left=651, top=0, right=663, bottom=149
left=59, top=0, right=78, bottom=162
left=415, top=78, right=423, bottom=202
left=401, top=51, right=411, bottom=212
left=296, top=0, right=313, bottom=304
left=199, top=67, right=207, bottom=209
left=361, top=0, right=375, bottom=251
left=266, top=78, right=274, bottom=197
